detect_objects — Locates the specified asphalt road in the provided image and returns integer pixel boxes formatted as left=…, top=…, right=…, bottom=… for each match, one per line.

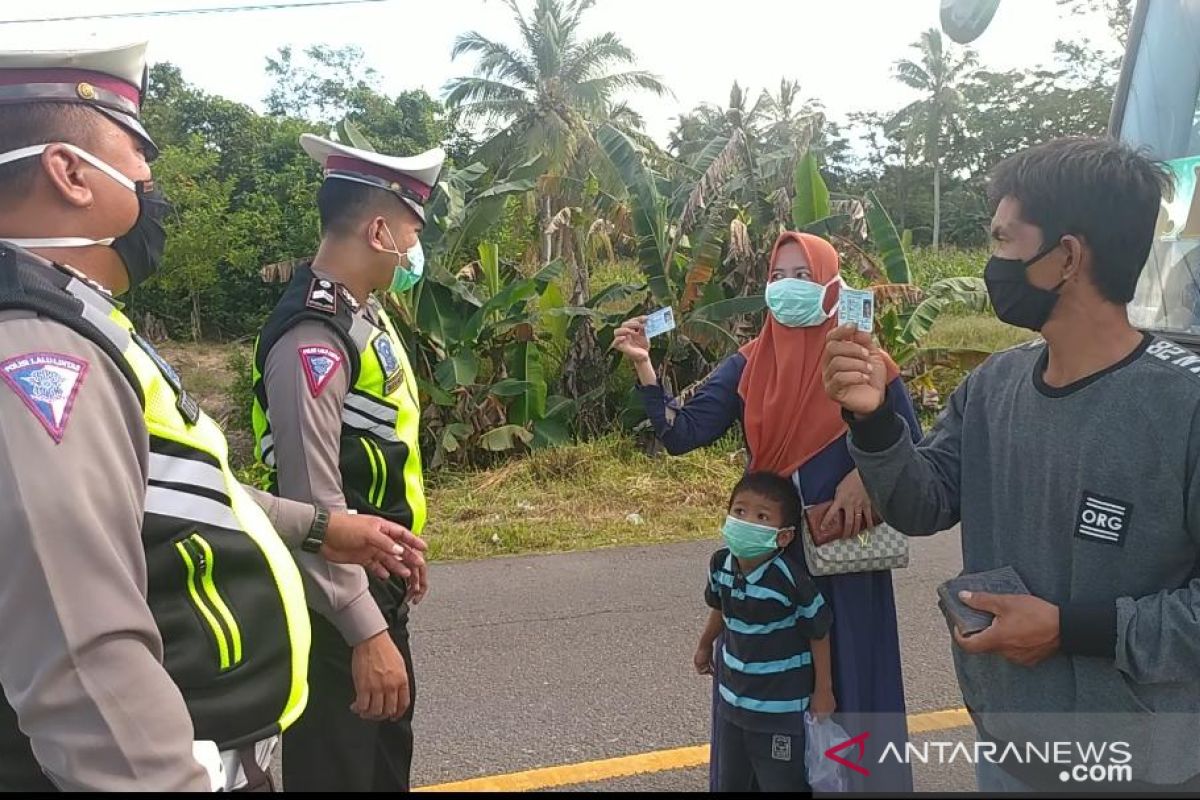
left=274, top=530, right=975, bottom=792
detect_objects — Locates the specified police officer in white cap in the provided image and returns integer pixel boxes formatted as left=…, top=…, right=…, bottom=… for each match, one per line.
left=0, top=44, right=428, bottom=791
left=250, top=133, right=443, bottom=791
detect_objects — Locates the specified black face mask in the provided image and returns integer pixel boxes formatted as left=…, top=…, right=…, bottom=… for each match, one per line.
left=984, top=243, right=1068, bottom=332
left=113, top=180, right=171, bottom=289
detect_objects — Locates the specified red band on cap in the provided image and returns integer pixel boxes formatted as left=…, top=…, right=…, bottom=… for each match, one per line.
left=0, top=68, right=140, bottom=106
left=326, top=155, right=432, bottom=203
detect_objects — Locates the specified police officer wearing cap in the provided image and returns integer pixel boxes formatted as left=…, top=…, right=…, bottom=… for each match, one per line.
left=251, top=133, right=442, bottom=791
left=0, top=44, right=428, bottom=791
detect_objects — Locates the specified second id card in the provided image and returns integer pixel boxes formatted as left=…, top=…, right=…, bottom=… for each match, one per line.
left=644, top=307, right=677, bottom=339
left=838, top=288, right=875, bottom=333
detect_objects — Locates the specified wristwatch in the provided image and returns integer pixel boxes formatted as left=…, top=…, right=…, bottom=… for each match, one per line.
left=302, top=505, right=331, bottom=553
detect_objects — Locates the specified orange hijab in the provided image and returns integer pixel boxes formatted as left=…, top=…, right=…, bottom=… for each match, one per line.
left=737, top=231, right=899, bottom=477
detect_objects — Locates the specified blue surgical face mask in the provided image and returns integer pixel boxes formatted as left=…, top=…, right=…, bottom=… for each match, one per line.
left=383, top=222, right=425, bottom=293
left=722, top=515, right=787, bottom=559
left=764, top=276, right=841, bottom=327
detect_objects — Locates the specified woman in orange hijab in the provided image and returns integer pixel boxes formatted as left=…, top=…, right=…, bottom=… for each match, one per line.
left=616, top=232, right=921, bottom=793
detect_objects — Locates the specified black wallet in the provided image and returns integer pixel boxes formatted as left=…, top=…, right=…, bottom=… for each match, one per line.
left=936, top=566, right=1030, bottom=636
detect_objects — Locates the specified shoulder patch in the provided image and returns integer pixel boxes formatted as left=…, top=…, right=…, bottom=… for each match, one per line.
left=300, top=345, right=343, bottom=397
left=1, top=352, right=88, bottom=443
left=306, top=278, right=339, bottom=314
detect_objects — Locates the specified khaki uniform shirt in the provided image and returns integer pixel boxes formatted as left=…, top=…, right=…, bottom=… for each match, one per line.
left=0, top=306, right=314, bottom=791
left=260, top=269, right=388, bottom=646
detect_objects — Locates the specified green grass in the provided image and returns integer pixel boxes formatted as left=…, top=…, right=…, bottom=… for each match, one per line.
left=922, top=313, right=1036, bottom=352
left=908, top=247, right=988, bottom=286
left=158, top=340, right=258, bottom=468
left=911, top=312, right=1036, bottom=430
left=423, top=433, right=744, bottom=561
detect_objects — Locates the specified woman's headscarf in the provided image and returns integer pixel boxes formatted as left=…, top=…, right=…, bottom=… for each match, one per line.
left=737, top=231, right=899, bottom=477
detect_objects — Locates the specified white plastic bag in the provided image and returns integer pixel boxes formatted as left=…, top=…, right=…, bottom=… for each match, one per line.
left=804, top=712, right=850, bottom=793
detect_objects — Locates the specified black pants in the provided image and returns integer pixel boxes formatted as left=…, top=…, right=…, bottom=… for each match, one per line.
left=715, top=716, right=811, bottom=793
left=282, top=609, right=415, bottom=792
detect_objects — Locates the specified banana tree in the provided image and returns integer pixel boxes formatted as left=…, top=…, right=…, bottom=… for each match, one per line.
left=790, top=155, right=993, bottom=386
left=379, top=152, right=586, bottom=465
left=596, top=123, right=766, bottom=372
left=408, top=242, right=590, bottom=466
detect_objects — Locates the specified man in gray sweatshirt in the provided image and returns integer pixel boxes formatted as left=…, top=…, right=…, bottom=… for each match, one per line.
left=823, top=137, right=1200, bottom=792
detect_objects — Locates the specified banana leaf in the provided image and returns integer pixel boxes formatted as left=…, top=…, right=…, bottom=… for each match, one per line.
left=900, top=277, right=990, bottom=345
left=792, top=151, right=831, bottom=229
left=480, top=424, right=534, bottom=452
left=866, top=191, right=911, bottom=284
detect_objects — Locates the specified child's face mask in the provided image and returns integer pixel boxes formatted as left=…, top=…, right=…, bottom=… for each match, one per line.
left=722, top=516, right=789, bottom=559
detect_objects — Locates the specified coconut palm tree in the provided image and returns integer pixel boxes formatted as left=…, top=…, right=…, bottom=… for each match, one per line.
left=759, top=79, right=821, bottom=150
left=889, top=28, right=976, bottom=249
left=444, top=0, right=668, bottom=174
left=445, top=0, right=668, bottom=265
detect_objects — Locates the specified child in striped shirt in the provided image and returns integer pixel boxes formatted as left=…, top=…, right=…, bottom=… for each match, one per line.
left=695, top=472, right=834, bottom=792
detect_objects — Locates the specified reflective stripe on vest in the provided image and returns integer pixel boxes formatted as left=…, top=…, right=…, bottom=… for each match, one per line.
left=251, top=284, right=426, bottom=535
left=60, top=278, right=312, bottom=741
left=358, top=304, right=426, bottom=534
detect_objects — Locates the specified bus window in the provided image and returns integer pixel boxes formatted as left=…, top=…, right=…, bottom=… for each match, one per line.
left=1121, top=1, right=1200, bottom=339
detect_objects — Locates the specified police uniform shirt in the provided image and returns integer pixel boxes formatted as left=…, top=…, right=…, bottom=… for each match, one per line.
left=0, top=301, right=316, bottom=791
left=260, top=267, right=388, bottom=646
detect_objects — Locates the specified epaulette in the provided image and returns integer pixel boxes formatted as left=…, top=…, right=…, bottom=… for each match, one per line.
left=305, top=277, right=359, bottom=315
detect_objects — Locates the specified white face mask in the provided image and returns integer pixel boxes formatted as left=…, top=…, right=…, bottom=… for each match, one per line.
left=0, top=143, right=137, bottom=249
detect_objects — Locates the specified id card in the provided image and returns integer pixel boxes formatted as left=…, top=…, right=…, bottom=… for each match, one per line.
left=644, top=307, right=677, bottom=339
left=838, top=288, right=875, bottom=333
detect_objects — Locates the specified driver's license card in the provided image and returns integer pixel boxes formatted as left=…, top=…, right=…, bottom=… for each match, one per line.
left=838, top=288, right=875, bottom=333
left=645, top=307, right=677, bottom=339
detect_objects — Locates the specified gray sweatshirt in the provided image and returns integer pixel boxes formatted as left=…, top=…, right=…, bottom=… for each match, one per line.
left=849, top=335, right=1200, bottom=786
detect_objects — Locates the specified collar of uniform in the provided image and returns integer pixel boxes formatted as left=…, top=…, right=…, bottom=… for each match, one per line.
left=58, top=262, right=121, bottom=305
left=2, top=242, right=123, bottom=308
left=365, top=295, right=386, bottom=322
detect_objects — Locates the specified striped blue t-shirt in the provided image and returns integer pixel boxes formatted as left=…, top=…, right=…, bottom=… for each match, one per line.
left=705, top=547, right=832, bottom=733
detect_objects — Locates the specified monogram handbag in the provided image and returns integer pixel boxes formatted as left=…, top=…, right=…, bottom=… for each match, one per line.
left=800, top=500, right=910, bottom=576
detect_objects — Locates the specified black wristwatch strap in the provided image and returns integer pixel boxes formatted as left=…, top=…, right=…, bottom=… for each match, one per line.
left=302, top=505, right=331, bottom=553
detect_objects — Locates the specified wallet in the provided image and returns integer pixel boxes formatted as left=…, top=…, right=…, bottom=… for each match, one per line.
left=936, top=566, right=1031, bottom=636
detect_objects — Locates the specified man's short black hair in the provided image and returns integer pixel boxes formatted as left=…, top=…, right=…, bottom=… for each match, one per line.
left=728, top=471, right=802, bottom=528
left=316, top=178, right=417, bottom=237
left=987, top=136, right=1171, bottom=304
left=0, top=103, right=101, bottom=193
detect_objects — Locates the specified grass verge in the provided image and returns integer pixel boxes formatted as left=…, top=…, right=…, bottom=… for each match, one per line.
left=423, top=433, right=743, bottom=561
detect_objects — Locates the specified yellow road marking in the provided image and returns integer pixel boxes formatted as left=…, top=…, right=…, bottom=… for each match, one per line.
left=907, top=707, right=972, bottom=734
left=416, top=706, right=971, bottom=792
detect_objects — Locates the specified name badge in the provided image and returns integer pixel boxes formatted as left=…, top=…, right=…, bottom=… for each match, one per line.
left=372, top=333, right=404, bottom=396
